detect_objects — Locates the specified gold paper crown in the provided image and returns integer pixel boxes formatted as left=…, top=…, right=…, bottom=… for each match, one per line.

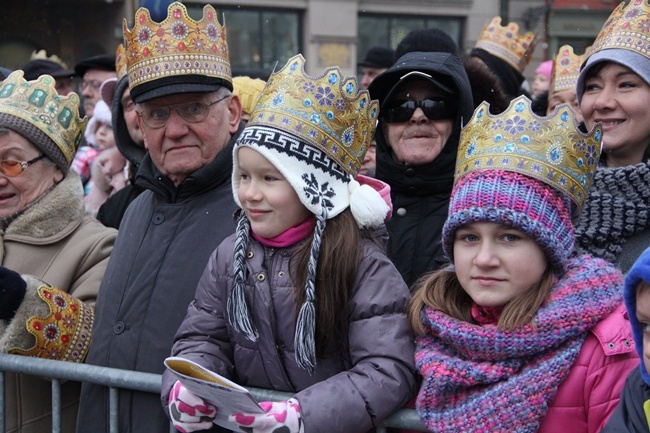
left=549, top=45, right=588, bottom=95
left=123, top=2, right=231, bottom=90
left=456, top=95, right=602, bottom=210
left=30, top=49, right=68, bottom=69
left=9, top=284, right=94, bottom=363
left=586, top=0, right=650, bottom=62
left=474, top=16, right=537, bottom=73
left=248, top=54, right=379, bottom=176
left=115, top=44, right=127, bottom=80
left=0, top=71, right=86, bottom=165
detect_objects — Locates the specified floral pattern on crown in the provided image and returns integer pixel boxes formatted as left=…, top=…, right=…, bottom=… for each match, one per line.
left=456, top=95, right=602, bottom=211
left=586, top=0, right=650, bottom=62
left=247, top=54, right=379, bottom=176
left=549, top=45, right=588, bottom=95
left=0, top=71, right=86, bottom=164
left=115, top=44, right=127, bottom=80
left=474, top=16, right=537, bottom=73
left=123, top=2, right=231, bottom=91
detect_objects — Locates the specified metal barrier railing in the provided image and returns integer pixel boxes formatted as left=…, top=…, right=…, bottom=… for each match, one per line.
left=0, top=354, right=427, bottom=433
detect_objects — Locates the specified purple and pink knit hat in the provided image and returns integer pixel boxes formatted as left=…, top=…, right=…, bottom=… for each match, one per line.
left=442, top=169, right=574, bottom=272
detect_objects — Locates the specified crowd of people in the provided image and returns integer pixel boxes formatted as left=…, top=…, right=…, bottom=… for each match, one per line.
left=1, top=1, right=650, bottom=432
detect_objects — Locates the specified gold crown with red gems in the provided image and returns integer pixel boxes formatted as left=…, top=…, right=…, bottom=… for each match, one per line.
left=247, top=54, right=378, bottom=176
left=474, top=16, right=537, bottom=73
left=549, top=45, right=588, bottom=95
left=115, top=44, right=127, bottom=80
left=456, top=95, right=602, bottom=211
left=0, top=71, right=86, bottom=165
left=123, top=2, right=231, bottom=91
left=586, top=0, right=650, bottom=62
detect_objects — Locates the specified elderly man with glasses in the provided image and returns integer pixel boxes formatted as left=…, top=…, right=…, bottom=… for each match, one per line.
left=368, top=51, right=474, bottom=289
left=77, top=3, right=244, bottom=433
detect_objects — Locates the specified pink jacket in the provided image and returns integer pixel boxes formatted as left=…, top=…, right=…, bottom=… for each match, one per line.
left=538, top=303, right=638, bottom=433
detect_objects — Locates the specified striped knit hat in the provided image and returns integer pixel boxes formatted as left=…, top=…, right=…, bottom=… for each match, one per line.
left=442, top=170, right=574, bottom=272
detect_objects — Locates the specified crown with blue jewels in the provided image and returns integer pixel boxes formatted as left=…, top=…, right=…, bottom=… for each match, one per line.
left=456, top=95, right=602, bottom=211
left=586, top=0, right=650, bottom=63
left=0, top=71, right=86, bottom=164
left=247, top=54, right=379, bottom=176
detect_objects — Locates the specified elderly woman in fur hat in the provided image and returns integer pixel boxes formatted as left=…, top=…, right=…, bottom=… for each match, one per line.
left=0, top=71, right=116, bottom=433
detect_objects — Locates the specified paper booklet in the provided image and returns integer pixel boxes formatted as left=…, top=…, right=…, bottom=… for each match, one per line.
left=164, top=356, right=265, bottom=432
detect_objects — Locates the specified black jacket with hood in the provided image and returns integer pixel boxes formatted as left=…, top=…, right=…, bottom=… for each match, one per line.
left=96, top=75, right=147, bottom=229
left=368, top=51, right=474, bottom=289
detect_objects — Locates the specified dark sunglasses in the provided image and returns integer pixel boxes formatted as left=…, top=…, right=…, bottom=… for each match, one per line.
left=380, top=98, right=454, bottom=123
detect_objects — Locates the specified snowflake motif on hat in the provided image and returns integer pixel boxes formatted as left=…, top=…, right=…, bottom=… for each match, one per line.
left=302, top=173, right=335, bottom=211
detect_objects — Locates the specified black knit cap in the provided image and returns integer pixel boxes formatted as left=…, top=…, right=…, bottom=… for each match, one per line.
left=394, top=28, right=459, bottom=61
left=74, top=54, right=116, bottom=77
left=358, top=46, right=394, bottom=69
left=22, top=60, right=75, bottom=80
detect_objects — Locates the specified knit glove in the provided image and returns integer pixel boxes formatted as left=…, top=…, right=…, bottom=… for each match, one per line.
left=168, top=380, right=218, bottom=432
left=229, top=398, right=303, bottom=433
left=0, top=267, right=26, bottom=321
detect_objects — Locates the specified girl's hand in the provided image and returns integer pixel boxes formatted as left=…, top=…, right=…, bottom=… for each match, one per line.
left=168, top=380, right=218, bottom=432
left=229, top=398, right=303, bottom=433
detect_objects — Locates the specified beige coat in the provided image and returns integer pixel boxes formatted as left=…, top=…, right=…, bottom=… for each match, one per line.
left=0, top=171, right=116, bottom=433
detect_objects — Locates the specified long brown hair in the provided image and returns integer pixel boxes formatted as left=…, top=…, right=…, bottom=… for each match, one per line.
left=290, top=208, right=361, bottom=356
left=409, top=265, right=556, bottom=334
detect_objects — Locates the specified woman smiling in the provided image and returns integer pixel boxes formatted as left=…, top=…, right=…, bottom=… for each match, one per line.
left=573, top=1, right=650, bottom=272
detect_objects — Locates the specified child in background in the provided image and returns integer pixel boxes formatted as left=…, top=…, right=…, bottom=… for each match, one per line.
left=409, top=96, right=637, bottom=433
left=603, top=247, right=650, bottom=432
left=532, top=60, right=553, bottom=97
left=546, top=45, right=587, bottom=122
left=72, top=99, right=114, bottom=195
left=161, top=55, right=417, bottom=433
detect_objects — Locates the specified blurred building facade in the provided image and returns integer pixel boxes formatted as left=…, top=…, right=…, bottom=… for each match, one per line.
left=0, top=0, right=617, bottom=83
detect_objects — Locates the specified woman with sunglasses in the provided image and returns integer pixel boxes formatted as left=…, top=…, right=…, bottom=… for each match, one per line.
left=0, top=71, right=116, bottom=433
left=572, top=1, right=650, bottom=273
left=368, top=51, right=474, bottom=289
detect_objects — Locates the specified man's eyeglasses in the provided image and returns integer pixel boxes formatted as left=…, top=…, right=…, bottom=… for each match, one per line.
left=0, top=154, right=47, bottom=177
left=137, top=95, right=230, bottom=129
left=380, top=98, right=454, bottom=123
left=81, top=80, right=103, bottom=91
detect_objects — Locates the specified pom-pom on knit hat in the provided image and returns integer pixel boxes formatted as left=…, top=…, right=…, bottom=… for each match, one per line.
left=230, top=54, right=388, bottom=372
left=443, top=95, right=602, bottom=273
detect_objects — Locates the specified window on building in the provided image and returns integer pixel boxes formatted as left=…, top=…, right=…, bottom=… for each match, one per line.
left=358, top=14, right=464, bottom=66
left=187, top=5, right=301, bottom=80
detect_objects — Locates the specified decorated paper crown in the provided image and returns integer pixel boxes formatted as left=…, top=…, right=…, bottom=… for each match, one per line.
left=474, top=16, right=537, bottom=73
left=0, top=71, right=86, bottom=165
left=115, top=44, right=127, bottom=80
left=456, top=95, right=602, bottom=211
left=123, top=2, right=231, bottom=91
left=549, top=45, right=588, bottom=94
left=586, top=0, right=650, bottom=62
left=30, top=49, right=69, bottom=69
left=247, top=54, right=379, bottom=176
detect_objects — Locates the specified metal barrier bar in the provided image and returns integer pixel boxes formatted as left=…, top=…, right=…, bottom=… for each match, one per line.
left=0, top=354, right=428, bottom=432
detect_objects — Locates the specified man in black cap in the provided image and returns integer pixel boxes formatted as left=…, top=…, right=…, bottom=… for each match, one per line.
left=22, top=58, right=76, bottom=95
left=74, top=54, right=116, bottom=118
left=77, top=2, right=244, bottom=432
left=358, top=46, right=394, bottom=89
left=368, top=51, right=474, bottom=289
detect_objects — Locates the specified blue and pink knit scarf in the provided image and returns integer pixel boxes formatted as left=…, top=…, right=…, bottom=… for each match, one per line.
left=415, top=255, right=623, bottom=433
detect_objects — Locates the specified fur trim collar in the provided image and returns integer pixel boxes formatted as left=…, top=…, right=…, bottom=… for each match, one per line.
left=5, top=171, right=85, bottom=240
